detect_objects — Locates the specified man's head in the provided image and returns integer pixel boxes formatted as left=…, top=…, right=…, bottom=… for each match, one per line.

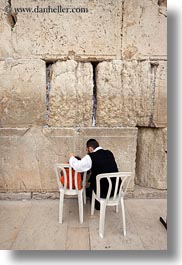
left=86, top=139, right=99, bottom=153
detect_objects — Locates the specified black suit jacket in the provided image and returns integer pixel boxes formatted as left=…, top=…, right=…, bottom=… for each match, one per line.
left=88, top=149, right=119, bottom=198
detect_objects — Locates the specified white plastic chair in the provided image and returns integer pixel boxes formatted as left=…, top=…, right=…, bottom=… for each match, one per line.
left=54, top=163, right=87, bottom=224
left=91, top=172, right=132, bottom=238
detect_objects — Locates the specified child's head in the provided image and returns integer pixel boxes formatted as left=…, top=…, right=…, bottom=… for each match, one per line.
left=75, top=156, right=81, bottom=160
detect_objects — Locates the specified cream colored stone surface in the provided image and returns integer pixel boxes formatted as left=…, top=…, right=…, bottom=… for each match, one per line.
left=48, top=60, right=93, bottom=127
left=152, top=61, right=167, bottom=127
left=135, top=128, right=167, bottom=189
left=0, top=199, right=167, bottom=250
left=0, top=59, right=46, bottom=127
left=122, top=0, right=167, bottom=59
left=0, top=1, right=14, bottom=58
left=2, top=0, right=122, bottom=60
left=96, top=60, right=167, bottom=128
left=66, top=227, right=90, bottom=250
left=0, top=127, right=137, bottom=192
left=0, top=127, right=78, bottom=192
left=12, top=200, right=68, bottom=250
left=0, top=200, right=32, bottom=249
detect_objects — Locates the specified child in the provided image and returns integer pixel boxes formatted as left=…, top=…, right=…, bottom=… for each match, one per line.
left=60, top=156, right=82, bottom=190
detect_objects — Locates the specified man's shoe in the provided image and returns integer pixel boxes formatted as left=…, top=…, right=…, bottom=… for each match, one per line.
left=95, top=200, right=100, bottom=210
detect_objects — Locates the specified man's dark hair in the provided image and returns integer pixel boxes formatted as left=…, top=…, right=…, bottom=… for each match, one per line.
left=86, top=139, right=99, bottom=149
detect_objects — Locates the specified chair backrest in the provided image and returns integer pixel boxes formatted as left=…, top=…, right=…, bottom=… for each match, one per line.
left=96, top=172, right=133, bottom=202
left=54, top=163, right=86, bottom=192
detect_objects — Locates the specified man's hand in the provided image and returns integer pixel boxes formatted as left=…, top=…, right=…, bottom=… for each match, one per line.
left=69, top=153, right=74, bottom=159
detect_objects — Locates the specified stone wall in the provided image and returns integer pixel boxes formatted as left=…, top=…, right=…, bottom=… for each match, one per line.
left=0, top=59, right=46, bottom=127
left=48, top=61, right=93, bottom=127
left=96, top=60, right=167, bottom=127
left=136, top=128, right=167, bottom=189
left=1, top=0, right=122, bottom=61
left=0, top=127, right=137, bottom=192
left=122, top=0, right=167, bottom=60
left=0, top=0, right=167, bottom=194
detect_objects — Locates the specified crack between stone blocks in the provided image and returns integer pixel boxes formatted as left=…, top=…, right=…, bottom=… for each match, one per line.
left=157, top=0, right=167, bottom=17
left=121, top=0, right=125, bottom=58
left=45, top=61, right=54, bottom=126
left=5, top=0, right=17, bottom=31
left=157, top=0, right=167, bottom=7
left=158, top=8, right=167, bottom=18
left=148, top=62, right=159, bottom=127
left=20, top=128, right=31, bottom=137
left=74, top=62, right=80, bottom=127
left=91, top=62, right=98, bottom=127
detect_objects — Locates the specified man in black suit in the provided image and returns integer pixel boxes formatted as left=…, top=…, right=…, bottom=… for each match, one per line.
left=69, top=139, right=119, bottom=210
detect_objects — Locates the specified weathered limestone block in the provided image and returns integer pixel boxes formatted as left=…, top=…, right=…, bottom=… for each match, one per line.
left=48, top=60, right=93, bottom=127
left=96, top=60, right=150, bottom=127
left=96, top=60, right=167, bottom=127
left=3, top=0, right=122, bottom=60
left=122, top=0, right=167, bottom=59
left=0, top=127, right=76, bottom=192
left=0, top=1, right=14, bottom=58
left=152, top=61, right=167, bottom=127
left=0, top=59, right=46, bottom=127
left=0, top=127, right=137, bottom=192
left=135, top=128, right=167, bottom=189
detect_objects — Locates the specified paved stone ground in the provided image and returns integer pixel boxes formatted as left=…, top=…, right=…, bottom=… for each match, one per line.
left=0, top=198, right=167, bottom=250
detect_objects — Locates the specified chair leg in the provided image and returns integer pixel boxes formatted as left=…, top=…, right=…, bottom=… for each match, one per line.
left=78, top=193, right=83, bottom=224
left=91, top=191, right=95, bottom=215
left=83, top=187, right=86, bottom=205
left=59, top=193, right=64, bottom=224
left=116, top=205, right=119, bottom=213
left=99, top=201, right=106, bottom=239
left=120, top=197, right=126, bottom=236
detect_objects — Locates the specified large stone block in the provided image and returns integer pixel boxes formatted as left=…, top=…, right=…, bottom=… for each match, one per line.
left=48, top=60, right=93, bottom=127
left=135, top=128, right=167, bottom=189
left=0, top=127, right=76, bottom=192
left=0, top=59, right=46, bottom=127
left=96, top=60, right=167, bottom=127
left=1, top=0, right=122, bottom=60
left=0, top=127, right=137, bottom=192
left=0, top=1, right=14, bottom=58
left=122, top=0, right=167, bottom=59
left=151, top=61, right=167, bottom=127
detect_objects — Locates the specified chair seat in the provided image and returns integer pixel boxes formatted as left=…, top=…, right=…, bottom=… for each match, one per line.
left=61, top=189, right=84, bottom=196
left=95, top=195, right=121, bottom=206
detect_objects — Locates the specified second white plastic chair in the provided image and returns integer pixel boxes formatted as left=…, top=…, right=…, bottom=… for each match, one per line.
left=91, top=172, right=132, bottom=238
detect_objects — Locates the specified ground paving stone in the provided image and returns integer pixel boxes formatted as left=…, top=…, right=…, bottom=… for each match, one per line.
left=0, top=198, right=167, bottom=250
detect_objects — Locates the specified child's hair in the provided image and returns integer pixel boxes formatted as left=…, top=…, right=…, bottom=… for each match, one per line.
left=75, top=156, right=81, bottom=160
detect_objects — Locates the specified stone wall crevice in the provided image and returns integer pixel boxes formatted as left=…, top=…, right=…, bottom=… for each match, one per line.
left=149, top=62, right=159, bottom=127
left=46, top=61, right=54, bottom=126
left=5, top=0, right=17, bottom=31
left=91, top=61, right=99, bottom=127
